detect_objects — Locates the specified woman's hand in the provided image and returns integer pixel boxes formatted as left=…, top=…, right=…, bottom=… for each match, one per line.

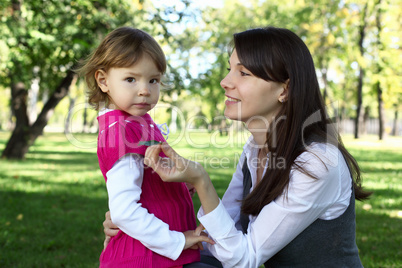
left=145, top=142, right=220, bottom=215
left=103, top=211, right=119, bottom=250
left=103, top=210, right=213, bottom=251
left=183, top=224, right=215, bottom=250
left=144, top=142, right=208, bottom=187
left=186, top=182, right=197, bottom=197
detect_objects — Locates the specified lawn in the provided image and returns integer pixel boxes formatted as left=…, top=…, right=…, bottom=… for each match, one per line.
left=0, top=131, right=400, bottom=267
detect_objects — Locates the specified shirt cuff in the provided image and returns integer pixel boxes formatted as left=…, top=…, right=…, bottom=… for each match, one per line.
left=169, top=231, right=186, bottom=261
left=198, top=200, right=234, bottom=239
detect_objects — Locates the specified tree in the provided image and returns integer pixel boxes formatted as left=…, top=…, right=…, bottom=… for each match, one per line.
left=371, top=0, right=402, bottom=138
left=0, top=0, right=194, bottom=159
left=188, top=0, right=294, bottom=133
left=0, top=0, right=135, bottom=159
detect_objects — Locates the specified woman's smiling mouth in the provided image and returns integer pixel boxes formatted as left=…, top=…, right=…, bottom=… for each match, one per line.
left=225, top=95, right=241, bottom=105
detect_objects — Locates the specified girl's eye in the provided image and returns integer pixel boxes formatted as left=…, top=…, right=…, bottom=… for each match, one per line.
left=126, top=77, right=136, bottom=83
left=150, top=78, right=160, bottom=84
left=226, top=68, right=231, bottom=72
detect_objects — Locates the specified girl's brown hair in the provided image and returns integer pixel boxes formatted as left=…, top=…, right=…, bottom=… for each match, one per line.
left=234, top=27, right=372, bottom=216
left=77, top=27, right=166, bottom=110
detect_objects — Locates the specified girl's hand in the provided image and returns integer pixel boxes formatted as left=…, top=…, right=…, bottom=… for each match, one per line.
left=183, top=224, right=215, bottom=250
left=144, top=142, right=208, bottom=187
left=103, top=211, right=119, bottom=250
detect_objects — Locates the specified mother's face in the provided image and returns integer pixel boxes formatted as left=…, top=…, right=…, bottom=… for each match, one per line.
left=220, top=50, right=286, bottom=127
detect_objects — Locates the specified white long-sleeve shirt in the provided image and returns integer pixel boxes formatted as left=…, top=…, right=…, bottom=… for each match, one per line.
left=198, top=137, right=352, bottom=267
left=106, top=154, right=185, bottom=261
left=101, top=107, right=185, bottom=261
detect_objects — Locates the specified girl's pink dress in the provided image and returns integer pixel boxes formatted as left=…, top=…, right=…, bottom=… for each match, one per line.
left=97, top=110, right=200, bottom=267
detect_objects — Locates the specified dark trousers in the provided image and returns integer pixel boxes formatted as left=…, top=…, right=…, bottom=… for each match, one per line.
left=183, top=254, right=223, bottom=268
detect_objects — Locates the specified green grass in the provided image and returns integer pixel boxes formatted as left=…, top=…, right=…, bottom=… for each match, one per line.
left=0, top=132, right=401, bottom=267
left=343, top=136, right=402, bottom=268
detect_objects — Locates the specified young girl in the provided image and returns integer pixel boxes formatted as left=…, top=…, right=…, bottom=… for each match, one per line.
left=79, top=27, right=213, bottom=268
left=143, top=27, right=372, bottom=267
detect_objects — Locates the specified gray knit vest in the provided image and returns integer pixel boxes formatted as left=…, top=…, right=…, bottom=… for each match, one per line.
left=240, top=158, right=364, bottom=267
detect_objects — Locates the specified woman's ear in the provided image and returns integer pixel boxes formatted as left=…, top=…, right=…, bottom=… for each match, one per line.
left=95, top=70, right=108, bottom=93
left=279, top=79, right=289, bottom=103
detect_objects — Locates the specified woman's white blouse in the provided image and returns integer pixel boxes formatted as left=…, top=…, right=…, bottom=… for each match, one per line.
left=198, top=137, right=352, bottom=268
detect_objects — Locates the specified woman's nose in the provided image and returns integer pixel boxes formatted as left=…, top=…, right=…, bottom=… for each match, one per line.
left=220, top=74, right=233, bottom=90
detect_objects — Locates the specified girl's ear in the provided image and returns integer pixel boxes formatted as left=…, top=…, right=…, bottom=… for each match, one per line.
left=95, top=70, right=108, bottom=93
left=279, top=79, right=289, bottom=103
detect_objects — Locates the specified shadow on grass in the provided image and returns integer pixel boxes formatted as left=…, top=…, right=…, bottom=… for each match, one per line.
left=0, top=150, right=100, bottom=173
left=349, top=149, right=402, bottom=164
left=365, top=189, right=402, bottom=211
left=0, top=174, right=105, bottom=196
left=0, top=189, right=106, bottom=268
left=356, top=209, right=402, bottom=268
left=360, top=168, right=401, bottom=174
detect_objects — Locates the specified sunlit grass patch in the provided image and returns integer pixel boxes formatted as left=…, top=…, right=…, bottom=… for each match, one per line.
left=0, top=131, right=401, bottom=267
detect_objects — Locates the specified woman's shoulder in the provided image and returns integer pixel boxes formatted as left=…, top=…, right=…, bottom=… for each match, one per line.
left=291, top=142, right=346, bottom=179
left=297, top=142, right=340, bottom=166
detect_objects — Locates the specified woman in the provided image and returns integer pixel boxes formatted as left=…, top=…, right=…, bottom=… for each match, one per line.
left=105, top=26, right=371, bottom=267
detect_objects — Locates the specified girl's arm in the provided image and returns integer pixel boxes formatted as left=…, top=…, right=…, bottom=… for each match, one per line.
left=106, top=154, right=213, bottom=260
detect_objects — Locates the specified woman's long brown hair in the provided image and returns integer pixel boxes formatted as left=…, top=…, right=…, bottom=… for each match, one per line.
left=235, top=27, right=372, bottom=216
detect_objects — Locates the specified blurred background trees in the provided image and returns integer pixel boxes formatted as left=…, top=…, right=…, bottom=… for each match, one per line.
left=0, top=0, right=401, bottom=159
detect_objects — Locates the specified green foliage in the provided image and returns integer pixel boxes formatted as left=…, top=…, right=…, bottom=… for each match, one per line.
left=185, top=0, right=401, bottom=128
left=0, top=0, right=197, bottom=104
left=0, top=0, right=137, bottom=102
left=0, top=132, right=401, bottom=267
left=1, top=1, right=401, bottom=139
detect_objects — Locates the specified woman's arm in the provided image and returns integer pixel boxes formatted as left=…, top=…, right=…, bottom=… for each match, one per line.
left=198, top=144, right=348, bottom=267
left=146, top=143, right=347, bottom=267
left=144, top=143, right=220, bottom=215
left=103, top=211, right=119, bottom=250
left=106, top=154, right=213, bottom=260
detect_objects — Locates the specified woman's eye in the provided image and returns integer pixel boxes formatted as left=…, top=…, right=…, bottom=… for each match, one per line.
left=126, top=77, right=136, bottom=83
left=240, top=71, right=250, bottom=76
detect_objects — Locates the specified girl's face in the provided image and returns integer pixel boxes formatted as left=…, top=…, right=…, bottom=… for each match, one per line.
left=221, top=50, right=286, bottom=127
left=95, top=53, right=161, bottom=116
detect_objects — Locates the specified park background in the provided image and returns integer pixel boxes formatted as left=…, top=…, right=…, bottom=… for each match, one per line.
left=0, top=0, right=401, bottom=267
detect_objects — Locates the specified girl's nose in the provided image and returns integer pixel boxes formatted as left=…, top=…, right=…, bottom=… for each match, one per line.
left=138, top=84, right=151, bottom=96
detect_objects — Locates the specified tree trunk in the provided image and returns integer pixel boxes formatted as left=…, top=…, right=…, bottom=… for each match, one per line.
left=376, top=0, right=385, bottom=140
left=322, top=68, right=328, bottom=105
left=65, top=94, right=76, bottom=134
left=392, top=108, right=398, bottom=136
left=1, top=82, right=30, bottom=159
left=30, top=70, right=77, bottom=146
left=362, top=106, right=370, bottom=135
left=354, top=3, right=368, bottom=139
left=354, top=67, right=364, bottom=138
left=2, top=70, right=76, bottom=159
left=82, top=106, right=88, bottom=133
left=377, top=83, right=384, bottom=139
